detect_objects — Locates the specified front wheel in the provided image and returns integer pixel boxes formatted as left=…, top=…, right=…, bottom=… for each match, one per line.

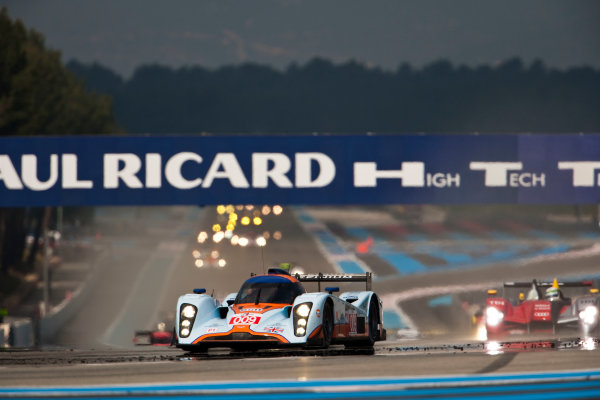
left=321, top=301, right=334, bottom=348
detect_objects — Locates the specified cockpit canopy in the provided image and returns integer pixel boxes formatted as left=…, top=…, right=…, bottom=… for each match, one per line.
left=235, top=275, right=306, bottom=305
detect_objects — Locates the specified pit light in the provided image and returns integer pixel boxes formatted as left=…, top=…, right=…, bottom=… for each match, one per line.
left=485, top=307, right=504, bottom=327
left=579, top=306, right=599, bottom=325
left=218, top=259, right=227, bottom=268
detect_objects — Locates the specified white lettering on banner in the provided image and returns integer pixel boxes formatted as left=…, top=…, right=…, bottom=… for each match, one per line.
left=354, top=162, right=425, bottom=187
left=104, top=153, right=143, bottom=189
left=0, top=155, right=24, bottom=189
left=165, top=152, right=202, bottom=189
left=426, top=173, right=460, bottom=188
left=295, top=153, right=336, bottom=188
left=145, top=153, right=162, bottom=188
left=62, top=154, right=93, bottom=189
left=558, top=162, right=600, bottom=187
left=202, top=153, right=249, bottom=188
left=252, top=153, right=293, bottom=188
left=469, top=162, right=523, bottom=187
left=22, top=154, right=58, bottom=191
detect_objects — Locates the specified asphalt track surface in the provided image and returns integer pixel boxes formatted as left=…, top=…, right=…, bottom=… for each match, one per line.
left=2, top=205, right=600, bottom=397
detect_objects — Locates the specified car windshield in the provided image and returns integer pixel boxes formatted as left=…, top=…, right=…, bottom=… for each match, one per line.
left=235, top=279, right=305, bottom=305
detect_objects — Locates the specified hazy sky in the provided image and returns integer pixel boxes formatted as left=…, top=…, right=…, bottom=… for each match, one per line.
left=3, top=0, right=599, bottom=78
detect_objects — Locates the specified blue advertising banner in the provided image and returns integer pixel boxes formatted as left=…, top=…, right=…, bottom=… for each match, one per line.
left=0, top=134, right=599, bottom=206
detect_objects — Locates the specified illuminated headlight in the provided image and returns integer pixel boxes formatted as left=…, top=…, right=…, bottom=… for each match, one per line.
left=296, top=304, right=311, bottom=318
left=579, top=306, right=599, bottom=325
left=293, top=302, right=312, bottom=337
left=179, top=304, right=198, bottom=338
left=182, top=305, right=197, bottom=319
left=485, top=307, right=504, bottom=327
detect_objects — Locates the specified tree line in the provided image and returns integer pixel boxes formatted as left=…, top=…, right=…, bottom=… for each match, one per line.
left=67, top=57, right=600, bottom=135
left=0, top=7, right=118, bottom=293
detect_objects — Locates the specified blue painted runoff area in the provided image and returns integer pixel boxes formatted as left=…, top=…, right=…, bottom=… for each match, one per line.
left=338, top=260, right=365, bottom=274
left=3, top=370, right=600, bottom=399
left=428, top=295, right=453, bottom=307
left=382, top=310, right=407, bottom=330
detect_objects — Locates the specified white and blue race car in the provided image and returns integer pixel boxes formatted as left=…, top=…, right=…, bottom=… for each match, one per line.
left=175, top=268, right=385, bottom=352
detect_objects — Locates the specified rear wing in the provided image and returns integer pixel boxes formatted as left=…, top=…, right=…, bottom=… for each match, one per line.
left=504, top=280, right=593, bottom=288
left=294, top=272, right=372, bottom=291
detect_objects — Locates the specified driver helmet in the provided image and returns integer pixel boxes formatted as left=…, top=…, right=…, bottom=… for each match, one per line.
left=545, top=286, right=560, bottom=301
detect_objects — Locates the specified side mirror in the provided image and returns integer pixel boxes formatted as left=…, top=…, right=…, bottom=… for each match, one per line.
left=226, top=299, right=235, bottom=306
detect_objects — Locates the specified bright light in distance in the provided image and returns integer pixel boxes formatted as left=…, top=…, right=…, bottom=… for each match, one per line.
left=216, top=205, right=226, bottom=215
left=229, top=213, right=238, bottom=221
left=262, top=205, right=271, bottom=215
left=236, top=205, right=244, bottom=211
left=225, top=230, right=233, bottom=239
left=273, top=205, right=283, bottom=215
left=192, top=250, right=201, bottom=259
left=226, top=205, right=235, bottom=214
left=197, top=231, right=208, bottom=243
left=231, top=235, right=239, bottom=245
left=291, top=266, right=305, bottom=275
left=579, top=306, right=599, bottom=325
left=195, top=259, right=204, bottom=268
left=263, top=231, right=270, bottom=239
left=245, top=205, right=254, bottom=210
left=256, top=237, right=267, bottom=247
left=581, top=337, right=598, bottom=351
left=485, top=341, right=502, bottom=355
left=210, top=250, right=219, bottom=258
left=273, top=231, right=282, bottom=240
left=213, top=231, right=225, bottom=243
left=218, top=259, right=227, bottom=268
left=241, top=216, right=250, bottom=225
left=485, top=307, right=504, bottom=327
left=212, top=224, right=221, bottom=232
left=253, top=217, right=262, bottom=225
left=239, top=237, right=249, bottom=247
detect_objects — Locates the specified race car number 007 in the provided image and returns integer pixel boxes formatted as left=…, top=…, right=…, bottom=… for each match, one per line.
left=230, top=315, right=261, bottom=325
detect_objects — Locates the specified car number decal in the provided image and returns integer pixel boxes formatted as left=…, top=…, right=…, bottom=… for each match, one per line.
left=230, top=315, right=261, bottom=325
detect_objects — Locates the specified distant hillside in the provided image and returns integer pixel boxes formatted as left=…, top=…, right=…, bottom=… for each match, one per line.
left=67, top=58, right=600, bottom=134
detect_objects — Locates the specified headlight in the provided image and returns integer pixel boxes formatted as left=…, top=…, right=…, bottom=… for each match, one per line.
left=485, top=307, right=504, bottom=327
left=296, top=304, right=311, bottom=318
left=179, top=304, right=198, bottom=338
left=182, top=305, right=197, bottom=319
left=579, top=306, right=599, bottom=325
left=293, top=302, right=312, bottom=337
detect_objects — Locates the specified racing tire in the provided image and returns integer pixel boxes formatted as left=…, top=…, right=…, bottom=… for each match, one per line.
left=321, top=301, right=334, bottom=349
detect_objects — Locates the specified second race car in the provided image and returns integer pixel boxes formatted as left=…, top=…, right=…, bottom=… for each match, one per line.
left=175, top=268, right=385, bottom=352
left=484, top=278, right=594, bottom=338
